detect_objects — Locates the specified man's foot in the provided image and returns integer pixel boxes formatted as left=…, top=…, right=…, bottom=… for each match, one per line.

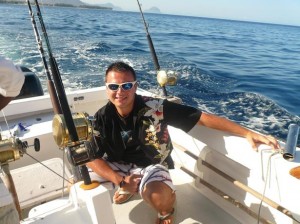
left=113, top=188, right=134, bottom=204
left=155, top=208, right=175, bottom=224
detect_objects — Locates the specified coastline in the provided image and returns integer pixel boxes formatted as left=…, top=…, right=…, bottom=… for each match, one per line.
left=0, top=1, right=113, bottom=10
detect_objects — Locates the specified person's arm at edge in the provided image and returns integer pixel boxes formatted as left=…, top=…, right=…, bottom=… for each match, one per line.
left=198, top=112, right=280, bottom=150
left=0, top=95, right=13, bottom=110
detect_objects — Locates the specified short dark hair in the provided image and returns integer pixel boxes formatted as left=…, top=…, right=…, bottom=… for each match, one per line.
left=105, top=61, right=136, bottom=81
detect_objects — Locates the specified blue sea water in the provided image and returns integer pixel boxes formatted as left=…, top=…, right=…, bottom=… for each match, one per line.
left=1, top=3, right=300, bottom=142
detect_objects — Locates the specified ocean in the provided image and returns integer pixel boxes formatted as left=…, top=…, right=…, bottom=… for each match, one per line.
left=1, top=3, right=300, bottom=142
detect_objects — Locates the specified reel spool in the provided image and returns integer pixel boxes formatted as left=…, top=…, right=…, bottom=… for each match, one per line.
left=157, top=70, right=178, bottom=87
left=52, top=112, right=92, bottom=148
left=52, top=112, right=96, bottom=167
left=0, top=137, right=24, bottom=164
left=0, top=137, right=40, bottom=165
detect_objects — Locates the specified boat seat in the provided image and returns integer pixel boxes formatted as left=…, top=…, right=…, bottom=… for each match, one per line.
left=169, top=125, right=300, bottom=224
left=15, top=67, right=44, bottom=100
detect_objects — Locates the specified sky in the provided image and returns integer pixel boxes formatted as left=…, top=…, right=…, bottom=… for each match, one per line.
left=81, top=0, right=300, bottom=26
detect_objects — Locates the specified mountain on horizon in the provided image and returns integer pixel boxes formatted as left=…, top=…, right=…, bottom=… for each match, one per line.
left=144, top=6, right=161, bottom=14
left=90, top=2, right=122, bottom=11
left=2, top=0, right=161, bottom=14
left=2, top=0, right=115, bottom=9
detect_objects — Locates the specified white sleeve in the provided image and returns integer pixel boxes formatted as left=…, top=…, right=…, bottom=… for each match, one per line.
left=0, top=57, right=25, bottom=97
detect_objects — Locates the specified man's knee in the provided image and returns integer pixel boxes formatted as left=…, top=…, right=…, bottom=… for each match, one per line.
left=142, top=181, right=175, bottom=202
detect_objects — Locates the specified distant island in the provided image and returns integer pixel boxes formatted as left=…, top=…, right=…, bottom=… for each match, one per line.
left=0, top=0, right=113, bottom=10
left=1, top=0, right=161, bottom=14
left=144, top=7, right=161, bottom=14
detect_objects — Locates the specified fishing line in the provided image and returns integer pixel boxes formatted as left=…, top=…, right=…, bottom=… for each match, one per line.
left=1, top=110, right=13, bottom=137
left=257, top=150, right=300, bottom=224
left=24, top=151, right=73, bottom=185
left=20, top=150, right=80, bottom=206
left=257, top=151, right=278, bottom=224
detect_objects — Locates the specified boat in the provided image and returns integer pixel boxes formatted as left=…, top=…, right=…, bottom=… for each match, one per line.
left=1, top=64, right=300, bottom=224
left=1, top=2, right=300, bottom=224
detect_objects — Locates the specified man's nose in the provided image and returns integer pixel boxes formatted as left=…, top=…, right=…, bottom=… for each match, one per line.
left=116, top=86, right=124, bottom=92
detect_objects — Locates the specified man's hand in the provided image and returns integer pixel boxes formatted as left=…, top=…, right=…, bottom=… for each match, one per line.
left=246, top=132, right=280, bottom=151
left=122, top=174, right=143, bottom=193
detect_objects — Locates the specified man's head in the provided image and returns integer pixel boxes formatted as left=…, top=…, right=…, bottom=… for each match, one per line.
left=105, top=61, right=138, bottom=116
left=105, top=61, right=136, bottom=82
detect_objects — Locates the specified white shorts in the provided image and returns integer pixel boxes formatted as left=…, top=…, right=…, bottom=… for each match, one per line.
left=89, top=162, right=175, bottom=195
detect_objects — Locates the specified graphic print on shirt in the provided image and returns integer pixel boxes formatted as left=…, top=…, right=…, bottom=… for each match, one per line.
left=140, top=97, right=171, bottom=164
left=121, top=130, right=133, bottom=145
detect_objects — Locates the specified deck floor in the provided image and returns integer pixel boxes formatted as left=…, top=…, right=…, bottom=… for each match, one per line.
left=111, top=168, right=241, bottom=224
left=16, top=162, right=241, bottom=224
left=11, top=157, right=241, bottom=224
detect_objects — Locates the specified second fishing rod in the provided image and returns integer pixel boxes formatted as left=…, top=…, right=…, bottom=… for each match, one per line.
left=136, top=0, right=169, bottom=97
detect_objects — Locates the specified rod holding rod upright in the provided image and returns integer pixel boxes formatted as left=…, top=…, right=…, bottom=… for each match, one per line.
left=283, top=124, right=299, bottom=161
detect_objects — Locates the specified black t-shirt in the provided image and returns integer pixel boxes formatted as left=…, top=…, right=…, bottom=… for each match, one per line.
left=93, top=95, right=202, bottom=167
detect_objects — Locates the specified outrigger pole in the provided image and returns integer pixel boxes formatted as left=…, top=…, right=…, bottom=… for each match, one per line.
left=26, top=0, right=91, bottom=185
left=136, top=0, right=168, bottom=97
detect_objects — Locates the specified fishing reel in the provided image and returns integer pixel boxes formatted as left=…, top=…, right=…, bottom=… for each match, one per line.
left=52, top=112, right=97, bottom=167
left=157, top=70, right=178, bottom=87
left=0, top=134, right=40, bottom=165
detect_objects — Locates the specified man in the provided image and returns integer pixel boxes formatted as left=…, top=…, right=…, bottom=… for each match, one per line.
left=88, top=61, right=279, bottom=224
left=0, top=56, right=25, bottom=224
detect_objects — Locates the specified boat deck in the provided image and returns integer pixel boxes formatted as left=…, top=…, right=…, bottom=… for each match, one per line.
left=16, top=159, right=240, bottom=224
left=111, top=168, right=240, bottom=224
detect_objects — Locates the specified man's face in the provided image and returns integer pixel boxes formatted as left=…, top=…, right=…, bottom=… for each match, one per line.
left=105, top=70, right=137, bottom=112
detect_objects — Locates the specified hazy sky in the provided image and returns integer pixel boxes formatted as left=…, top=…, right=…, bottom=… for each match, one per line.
left=82, top=0, right=300, bottom=26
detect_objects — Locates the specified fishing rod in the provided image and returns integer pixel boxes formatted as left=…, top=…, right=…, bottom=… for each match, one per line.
left=136, top=0, right=168, bottom=97
left=27, top=0, right=94, bottom=185
left=26, top=0, right=61, bottom=114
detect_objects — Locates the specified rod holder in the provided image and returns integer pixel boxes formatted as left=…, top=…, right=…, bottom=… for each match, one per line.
left=283, top=124, right=299, bottom=161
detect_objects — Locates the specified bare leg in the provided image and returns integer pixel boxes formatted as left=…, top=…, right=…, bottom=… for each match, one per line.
left=141, top=181, right=176, bottom=224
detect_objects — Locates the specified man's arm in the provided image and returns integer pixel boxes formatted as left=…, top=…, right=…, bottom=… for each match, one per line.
left=87, top=158, right=123, bottom=186
left=198, top=112, right=279, bottom=150
left=87, top=158, right=142, bottom=193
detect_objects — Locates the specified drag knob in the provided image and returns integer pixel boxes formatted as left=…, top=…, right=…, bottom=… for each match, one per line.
left=34, top=138, right=40, bottom=152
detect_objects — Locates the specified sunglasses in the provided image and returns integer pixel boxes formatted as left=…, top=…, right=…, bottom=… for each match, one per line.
left=106, top=81, right=137, bottom=91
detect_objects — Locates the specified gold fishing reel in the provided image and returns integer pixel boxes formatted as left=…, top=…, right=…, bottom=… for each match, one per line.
left=157, top=70, right=178, bottom=87
left=0, top=135, right=39, bottom=165
left=52, top=112, right=93, bottom=148
left=0, top=137, right=23, bottom=164
left=52, top=112, right=97, bottom=166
